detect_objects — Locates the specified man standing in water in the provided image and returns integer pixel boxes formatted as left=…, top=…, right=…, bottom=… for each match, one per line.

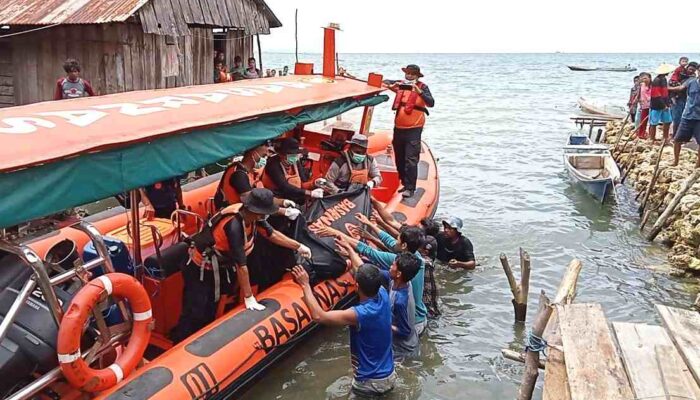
left=291, top=264, right=396, bottom=398
left=436, top=217, right=476, bottom=270
left=385, top=65, right=435, bottom=198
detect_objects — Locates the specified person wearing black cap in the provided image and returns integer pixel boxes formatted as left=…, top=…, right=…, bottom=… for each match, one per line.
left=262, top=137, right=323, bottom=204
left=436, top=217, right=475, bottom=270
left=171, top=188, right=312, bottom=342
left=384, top=65, right=435, bottom=199
left=325, top=133, right=383, bottom=193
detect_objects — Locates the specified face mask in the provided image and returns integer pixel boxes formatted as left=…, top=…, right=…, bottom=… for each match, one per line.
left=254, top=152, right=267, bottom=169
left=351, top=152, right=366, bottom=164
left=286, top=155, right=300, bottom=164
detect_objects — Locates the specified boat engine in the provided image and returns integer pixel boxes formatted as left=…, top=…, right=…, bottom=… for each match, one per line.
left=0, top=251, right=74, bottom=397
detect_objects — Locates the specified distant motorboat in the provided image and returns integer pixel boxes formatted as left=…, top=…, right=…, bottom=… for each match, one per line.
left=564, top=134, right=620, bottom=203
left=567, top=65, right=636, bottom=72
left=568, top=65, right=599, bottom=71
left=577, top=97, right=627, bottom=119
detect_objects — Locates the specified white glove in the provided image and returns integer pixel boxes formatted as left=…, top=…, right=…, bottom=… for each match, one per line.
left=366, top=181, right=375, bottom=189
left=244, top=296, right=266, bottom=311
left=284, top=207, right=301, bottom=220
left=310, top=188, right=324, bottom=199
left=283, top=199, right=296, bottom=208
left=297, top=244, right=312, bottom=259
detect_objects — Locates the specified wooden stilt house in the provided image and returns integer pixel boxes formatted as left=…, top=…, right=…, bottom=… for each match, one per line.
left=0, top=0, right=281, bottom=107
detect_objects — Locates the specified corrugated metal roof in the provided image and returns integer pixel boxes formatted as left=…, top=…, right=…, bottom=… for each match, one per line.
left=0, top=0, right=150, bottom=25
left=0, top=0, right=281, bottom=32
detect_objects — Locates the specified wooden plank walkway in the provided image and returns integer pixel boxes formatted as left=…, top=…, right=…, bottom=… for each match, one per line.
left=657, top=305, right=700, bottom=388
left=613, top=322, right=700, bottom=400
left=559, top=303, right=634, bottom=400
left=542, top=310, right=571, bottom=400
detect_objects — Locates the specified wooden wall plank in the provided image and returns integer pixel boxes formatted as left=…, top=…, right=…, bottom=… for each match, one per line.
left=657, top=305, right=700, bottom=388
left=117, top=24, right=133, bottom=92
left=38, top=30, right=54, bottom=101
left=129, top=24, right=143, bottom=90
left=559, top=304, right=633, bottom=400
left=102, top=24, right=120, bottom=94
left=24, top=35, right=40, bottom=103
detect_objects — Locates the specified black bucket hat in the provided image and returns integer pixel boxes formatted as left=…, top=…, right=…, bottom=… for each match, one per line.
left=241, top=188, right=280, bottom=215
left=277, top=137, right=302, bottom=155
left=402, top=64, right=424, bottom=78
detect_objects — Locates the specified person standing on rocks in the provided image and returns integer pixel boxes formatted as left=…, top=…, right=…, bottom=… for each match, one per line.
left=670, top=63, right=700, bottom=167
left=649, top=64, right=676, bottom=143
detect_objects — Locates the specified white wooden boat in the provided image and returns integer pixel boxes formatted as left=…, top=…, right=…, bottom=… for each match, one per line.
left=577, top=97, right=626, bottom=119
left=564, top=134, right=620, bottom=203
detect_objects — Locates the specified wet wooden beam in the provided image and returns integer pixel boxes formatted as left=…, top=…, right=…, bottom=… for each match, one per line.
left=656, top=305, right=700, bottom=388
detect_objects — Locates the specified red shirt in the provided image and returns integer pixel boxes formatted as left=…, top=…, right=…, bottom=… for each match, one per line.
left=54, top=77, right=95, bottom=100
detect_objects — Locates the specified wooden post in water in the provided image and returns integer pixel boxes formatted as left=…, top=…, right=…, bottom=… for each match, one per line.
left=517, top=259, right=582, bottom=400
left=647, top=170, right=700, bottom=241
left=500, top=248, right=530, bottom=322
left=612, top=114, right=631, bottom=155
left=638, top=142, right=667, bottom=216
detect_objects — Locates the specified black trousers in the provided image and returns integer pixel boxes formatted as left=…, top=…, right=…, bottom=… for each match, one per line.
left=170, top=261, right=235, bottom=343
left=392, top=127, right=423, bottom=190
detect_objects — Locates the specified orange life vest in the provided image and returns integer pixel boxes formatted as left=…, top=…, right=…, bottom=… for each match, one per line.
left=218, top=162, right=262, bottom=205
left=190, top=204, right=255, bottom=269
left=392, top=82, right=429, bottom=129
left=262, top=158, right=303, bottom=191
left=344, top=151, right=370, bottom=185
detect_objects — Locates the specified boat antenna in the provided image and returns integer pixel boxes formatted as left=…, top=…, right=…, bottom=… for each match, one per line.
left=295, top=9, right=299, bottom=63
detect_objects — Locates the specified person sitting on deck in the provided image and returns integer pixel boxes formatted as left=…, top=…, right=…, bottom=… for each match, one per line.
left=318, top=221, right=429, bottom=336
left=54, top=59, right=95, bottom=100
left=262, top=137, right=324, bottom=205
left=336, top=238, right=421, bottom=359
left=214, top=144, right=301, bottom=221
left=291, top=264, right=397, bottom=398
left=244, top=57, right=262, bottom=79
left=171, top=188, right=312, bottom=343
left=436, top=217, right=476, bottom=270
left=324, top=133, right=382, bottom=193
left=140, top=177, right=184, bottom=219
left=670, top=63, right=700, bottom=167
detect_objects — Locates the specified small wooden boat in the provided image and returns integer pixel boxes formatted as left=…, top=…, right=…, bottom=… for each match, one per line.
left=568, top=65, right=636, bottom=72
left=577, top=97, right=626, bottom=119
left=568, top=65, right=599, bottom=71
left=599, top=66, right=636, bottom=72
left=563, top=134, right=620, bottom=203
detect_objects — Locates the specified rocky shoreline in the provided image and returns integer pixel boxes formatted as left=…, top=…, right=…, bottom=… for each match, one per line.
left=604, top=121, right=700, bottom=276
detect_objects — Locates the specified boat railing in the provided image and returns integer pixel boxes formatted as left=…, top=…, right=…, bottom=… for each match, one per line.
left=0, top=220, right=133, bottom=399
left=172, top=208, right=206, bottom=240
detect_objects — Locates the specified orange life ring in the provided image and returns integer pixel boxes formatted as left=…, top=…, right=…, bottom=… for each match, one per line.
left=57, top=273, right=152, bottom=392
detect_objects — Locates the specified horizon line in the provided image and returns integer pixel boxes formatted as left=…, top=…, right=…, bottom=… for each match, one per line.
left=262, top=51, right=697, bottom=55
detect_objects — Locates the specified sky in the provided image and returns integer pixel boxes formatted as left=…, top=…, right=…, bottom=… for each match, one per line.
left=260, top=0, right=699, bottom=54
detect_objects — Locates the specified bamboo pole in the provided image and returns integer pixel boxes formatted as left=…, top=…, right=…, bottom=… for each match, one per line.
left=514, top=259, right=582, bottom=400
left=611, top=114, right=631, bottom=154
left=647, top=170, right=700, bottom=241
left=501, top=349, right=545, bottom=369
left=638, top=142, right=667, bottom=216
left=500, top=249, right=531, bottom=322
left=256, top=34, right=263, bottom=73
left=619, top=137, right=641, bottom=182
left=518, top=291, right=552, bottom=400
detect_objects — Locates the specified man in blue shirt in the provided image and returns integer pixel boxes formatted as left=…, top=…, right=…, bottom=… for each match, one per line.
left=291, top=265, right=396, bottom=397
left=671, top=65, right=700, bottom=167
left=319, top=219, right=429, bottom=335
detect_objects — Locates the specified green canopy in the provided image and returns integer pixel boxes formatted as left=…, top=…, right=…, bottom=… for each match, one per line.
left=0, top=95, right=388, bottom=228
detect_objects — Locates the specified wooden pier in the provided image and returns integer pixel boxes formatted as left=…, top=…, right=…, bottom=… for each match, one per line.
left=542, top=303, right=700, bottom=400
